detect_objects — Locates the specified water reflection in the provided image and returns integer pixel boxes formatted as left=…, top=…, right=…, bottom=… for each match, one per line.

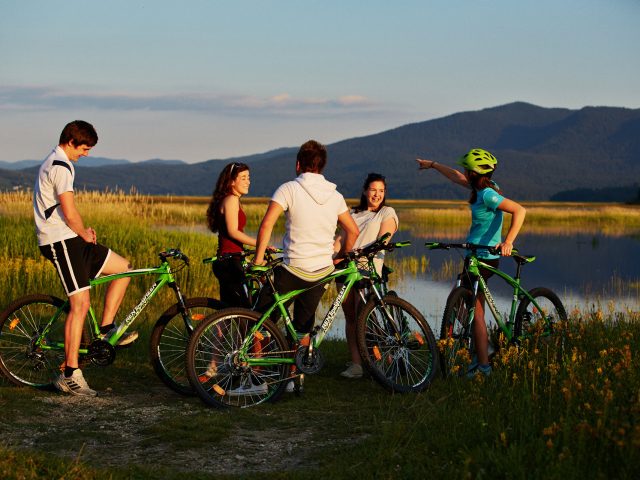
left=407, top=231, right=640, bottom=301
left=169, top=223, right=639, bottom=340
left=324, top=230, right=639, bottom=339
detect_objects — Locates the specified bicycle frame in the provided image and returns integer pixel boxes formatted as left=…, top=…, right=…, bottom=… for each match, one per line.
left=37, top=256, right=187, bottom=354
left=457, top=254, right=548, bottom=342
left=238, top=258, right=393, bottom=368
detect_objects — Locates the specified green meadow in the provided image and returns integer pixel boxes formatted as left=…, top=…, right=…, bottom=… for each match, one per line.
left=0, top=191, right=639, bottom=479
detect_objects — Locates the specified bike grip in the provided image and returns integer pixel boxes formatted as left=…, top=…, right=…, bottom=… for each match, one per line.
left=248, top=264, right=270, bottom=274
left=394, top=241, right=411, bottom=248
left=202, top=257, right=216, bottom=264
left=425, top=242, right=441, bottom=249
left=159, top=248, right=175, bottom=260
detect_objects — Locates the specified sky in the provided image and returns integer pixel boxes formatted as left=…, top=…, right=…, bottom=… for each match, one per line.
left=1, top=0, right=639, bottom=163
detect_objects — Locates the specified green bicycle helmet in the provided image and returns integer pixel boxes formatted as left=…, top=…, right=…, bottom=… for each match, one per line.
left=457, top=148, right=498, bottom=174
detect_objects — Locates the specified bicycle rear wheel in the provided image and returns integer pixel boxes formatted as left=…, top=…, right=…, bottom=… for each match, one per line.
left=357, top=295, right=437, bottom=393
left=0, top=294, right=70, bottom=387
left=515, top=287, right=567, bottom=338
left=186, top=308, right=291, bottom=408
left=150, top=297, right=223, bottom=396
left=439, top=287, right=474, bottom=378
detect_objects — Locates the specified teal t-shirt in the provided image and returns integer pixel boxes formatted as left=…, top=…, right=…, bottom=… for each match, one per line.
left=467, top=187, right=505, bottom=259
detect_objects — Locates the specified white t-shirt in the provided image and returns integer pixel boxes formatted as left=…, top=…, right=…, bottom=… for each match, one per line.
left=351, top=206, right=399, bottom=275
left=272, top=172, right=348, bottom=271
left=33, top=146, right=77, bottom=246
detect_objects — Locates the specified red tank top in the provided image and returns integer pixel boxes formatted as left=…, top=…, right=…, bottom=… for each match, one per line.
left=217, top=207, right=246, bottom=254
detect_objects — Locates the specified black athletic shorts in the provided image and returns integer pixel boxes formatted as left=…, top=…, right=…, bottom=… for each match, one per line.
left=40, top=236, right=111, bottom=297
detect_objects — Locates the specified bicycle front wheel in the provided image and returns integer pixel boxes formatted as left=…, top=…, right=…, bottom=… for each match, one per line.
left=515, top=287, right=567, bottom=338
left=357, top=295, right=437, bottom=393
left=0, top=294, right=69, bottom=387
left=150, top=297, right=224, bottom=396
left=439, top=287, right=474, bottom=378
left=186, top=308, right=291, bottom=408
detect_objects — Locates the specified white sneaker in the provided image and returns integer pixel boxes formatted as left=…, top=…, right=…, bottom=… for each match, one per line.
left=340, top=363, right=363, bottom=379
left=54, top=369, right=97, bottom=397
left=226, top=380, right=268, bottom=396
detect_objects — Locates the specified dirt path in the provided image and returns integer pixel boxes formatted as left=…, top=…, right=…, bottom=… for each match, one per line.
left=0, top=383, right=328, bottom=476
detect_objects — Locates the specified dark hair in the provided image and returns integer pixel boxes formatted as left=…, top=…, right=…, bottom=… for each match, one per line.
left=296, top=140, right=327, bottom=173
left=206, top=162, right=250, bottom=233
left=59, top=120, right=98, bottom=147
left=467, top=170, right=501, bottom=204
left=354, top=173, right=387, bottom=213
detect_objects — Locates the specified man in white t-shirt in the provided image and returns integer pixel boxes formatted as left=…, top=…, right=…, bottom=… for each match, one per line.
left=253, top=140, right=359, bottom=334
left=34, top=120, right=135, bottom=396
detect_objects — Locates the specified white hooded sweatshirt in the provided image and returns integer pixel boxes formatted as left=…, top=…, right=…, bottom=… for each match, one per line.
left=271, top=172, right=348, bottom=271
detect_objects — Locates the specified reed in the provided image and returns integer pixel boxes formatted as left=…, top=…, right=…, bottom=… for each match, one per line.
left=3, top=191, right=637, bottom=317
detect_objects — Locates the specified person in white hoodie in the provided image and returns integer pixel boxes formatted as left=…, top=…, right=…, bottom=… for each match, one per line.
left=253, top=140, right=359, bottom=334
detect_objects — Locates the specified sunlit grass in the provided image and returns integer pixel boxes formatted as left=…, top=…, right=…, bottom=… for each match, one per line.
left=1, top=191, right=639, bottom=478
left=2, top=190, right=638, bottom=314
left=2, top=310, right=638, bottom=478
left=394, top=202, right=640, bottom=237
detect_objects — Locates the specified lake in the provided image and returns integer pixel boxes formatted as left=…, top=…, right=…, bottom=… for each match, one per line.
left=324, top=230, right=640, bottom=339
left=172, top=219, right=640, bottom=339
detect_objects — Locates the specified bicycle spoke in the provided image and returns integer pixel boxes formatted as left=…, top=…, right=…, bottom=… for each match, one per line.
left=150, top=297, right=221, bottom=396
left=358, top=295, right=437, bottom=393
left=0, top=295, right=70, bottom=388
left=186, top=310, right=291, bottom=408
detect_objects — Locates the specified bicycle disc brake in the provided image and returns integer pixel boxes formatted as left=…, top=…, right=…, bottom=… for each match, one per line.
left=88, top=340, right=116, bottom=366
left=294, top=345, right=324, bottom=374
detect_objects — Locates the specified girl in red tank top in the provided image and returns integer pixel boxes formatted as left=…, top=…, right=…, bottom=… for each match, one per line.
left=206, top=162, right=256, bottom=306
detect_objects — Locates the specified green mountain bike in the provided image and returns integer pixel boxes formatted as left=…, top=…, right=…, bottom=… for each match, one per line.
left=186, top=234, right=438, bottom=408
left=425, top=242, right=568, bottom=377
left=0, top=249, right=222, bottom=395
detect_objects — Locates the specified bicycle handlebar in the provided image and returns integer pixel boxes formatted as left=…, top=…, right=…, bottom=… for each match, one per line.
left=425, top=242, right=536, bottom=263
left=247, top=256, right=284, bottom=276
left=202, top=247, right=284, bottom=265
left=159, top=248, right=190, bottom=265
left=425, top=241, right=508, bottom=256
left=346, top=233, right=411, bottom=261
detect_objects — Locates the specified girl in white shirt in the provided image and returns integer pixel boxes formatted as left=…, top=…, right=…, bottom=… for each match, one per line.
left=335, top=173, right=398, bottom=378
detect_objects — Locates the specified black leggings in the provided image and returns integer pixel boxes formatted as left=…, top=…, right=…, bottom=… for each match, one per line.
left=212, top=257, right=251, bottom=308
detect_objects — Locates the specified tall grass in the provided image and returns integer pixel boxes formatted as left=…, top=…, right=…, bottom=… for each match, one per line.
left=2, top=191, right=638, bottom=322
left=1, top=191, right=640, bottom=478
left=393, top=200, right=640, bottom=237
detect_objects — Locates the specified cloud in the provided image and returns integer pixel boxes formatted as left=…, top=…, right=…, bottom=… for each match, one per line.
left=0, top=85, right=381, bottom=118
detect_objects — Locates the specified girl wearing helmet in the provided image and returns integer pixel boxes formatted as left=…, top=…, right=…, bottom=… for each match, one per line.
left=416, top=149, right=526, bottom=376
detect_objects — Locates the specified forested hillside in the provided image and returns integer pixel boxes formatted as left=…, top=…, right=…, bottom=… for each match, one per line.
left=2, top=102, right=638, bottom=201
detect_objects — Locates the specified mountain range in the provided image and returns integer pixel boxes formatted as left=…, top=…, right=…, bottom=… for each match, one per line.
left=1, top=102, right=638, bottom=201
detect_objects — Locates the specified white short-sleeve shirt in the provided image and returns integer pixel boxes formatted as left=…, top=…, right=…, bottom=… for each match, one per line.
left=33, top=146, right=77, bottom=246
left=351, top=206, right=399, bottom=275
